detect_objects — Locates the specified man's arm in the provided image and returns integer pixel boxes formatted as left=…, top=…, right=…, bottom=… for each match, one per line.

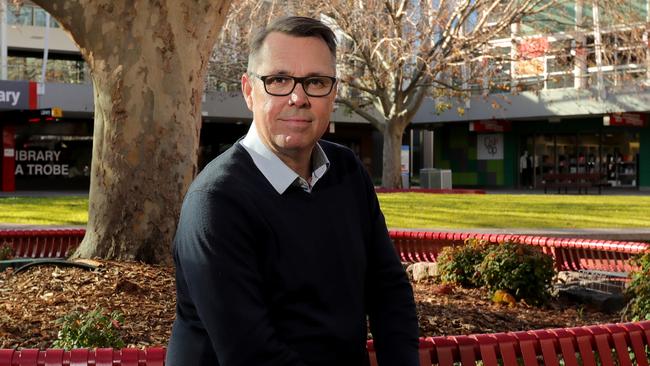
left=363, top=172, right=420, bottom=366
left=167, top=189, right=308, bottom=366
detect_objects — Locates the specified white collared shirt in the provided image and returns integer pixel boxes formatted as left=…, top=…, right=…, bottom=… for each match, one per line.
left=240, top=122, right=330, bottom=194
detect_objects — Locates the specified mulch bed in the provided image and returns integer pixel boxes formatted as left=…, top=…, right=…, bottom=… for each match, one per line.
left=0, top=260, right=621, bottom=349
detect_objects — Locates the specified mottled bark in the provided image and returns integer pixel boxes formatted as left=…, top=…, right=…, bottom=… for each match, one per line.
left=32, top=0, right=232, bottom=264
left=381, top=120, right=408, bottom=189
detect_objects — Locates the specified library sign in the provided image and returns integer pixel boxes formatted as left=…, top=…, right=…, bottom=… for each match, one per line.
left=14, top=150, right=69, bottom=176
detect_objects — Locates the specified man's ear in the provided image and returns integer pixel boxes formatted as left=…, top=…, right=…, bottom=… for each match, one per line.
left=241, top=73, right=254, bottom=111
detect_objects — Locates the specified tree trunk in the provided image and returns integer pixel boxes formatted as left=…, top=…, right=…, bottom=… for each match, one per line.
left=33, top=1, right=232, bottom=264
left=381, top=121, right=407, bottom=188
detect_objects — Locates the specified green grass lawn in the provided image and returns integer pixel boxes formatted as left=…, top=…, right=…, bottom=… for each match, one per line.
left=0, top=196, right=88, bottom=225
left=0, top=193, right=649, bottom=229
left=378, top=193, right=650, bottom=229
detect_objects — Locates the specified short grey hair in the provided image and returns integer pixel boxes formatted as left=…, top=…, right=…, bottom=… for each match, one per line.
left=247, top=16, right=337, bottom=72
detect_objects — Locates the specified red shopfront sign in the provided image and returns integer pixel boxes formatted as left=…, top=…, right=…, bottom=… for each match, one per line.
left=605, top=113, right=647, bottom=127
left=2, top=125, right=16, bottom=192
left=0, top=81, right=39, bottom=192
left=470, top=120, right=512, bottom=132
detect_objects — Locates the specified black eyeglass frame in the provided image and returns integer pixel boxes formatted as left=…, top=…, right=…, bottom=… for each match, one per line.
left=249, top=72, right=337, bottom=97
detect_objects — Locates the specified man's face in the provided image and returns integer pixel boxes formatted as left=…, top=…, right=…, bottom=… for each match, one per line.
left=242, top=32, right=337, bottom=159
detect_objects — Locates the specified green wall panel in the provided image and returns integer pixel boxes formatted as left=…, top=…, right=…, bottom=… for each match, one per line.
left=503, top=132, right=516, bottom=187
left=434, top=123, right=508, bottom=187
left=453, top=172, right=478, bottom=186
left=641, top=128, right=650, bottom=190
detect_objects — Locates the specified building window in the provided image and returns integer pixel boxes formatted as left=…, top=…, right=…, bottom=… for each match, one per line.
left=7, top=56, right=88, bottom=84
left=7, top=4, right=60, bottom=28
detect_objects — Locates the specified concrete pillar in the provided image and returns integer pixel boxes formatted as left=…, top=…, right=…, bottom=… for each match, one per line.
left=422, top=130, right=434, bottom=169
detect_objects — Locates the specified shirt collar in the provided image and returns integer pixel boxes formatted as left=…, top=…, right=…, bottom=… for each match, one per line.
left=240, top=121, right=330, bottom=194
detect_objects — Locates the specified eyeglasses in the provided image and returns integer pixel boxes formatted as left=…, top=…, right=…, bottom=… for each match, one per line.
left=249, top=73, right=337, bottom=97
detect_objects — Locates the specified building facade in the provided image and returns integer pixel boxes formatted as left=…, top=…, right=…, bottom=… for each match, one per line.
left=410, top=0, right=650, bottom=191
left=0, top=1, right=378, bottom=192
left=2, top=1, right=648, bottom=191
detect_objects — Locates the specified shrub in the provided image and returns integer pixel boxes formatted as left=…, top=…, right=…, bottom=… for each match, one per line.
left=52, top=307, right=125, bottom=349
left=0, top=243, right=12, bottom=260
left=477, top=242, right=556, bottom=306
left=437, top=238, right=491, bottom=287
left=623, top=251, right=650, bottom=321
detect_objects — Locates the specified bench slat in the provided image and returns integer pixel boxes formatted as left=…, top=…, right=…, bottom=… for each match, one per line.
left=69, top=349, right=90, bottom=366
left=0, top=349, right=15, bottom=366
left=119, top=349, right=140, bottom=366
left=44, top=349, right=64, bottom=366
left=17, top=349, right=38, bottom=366
left=589, top=326, right=616, bottom=366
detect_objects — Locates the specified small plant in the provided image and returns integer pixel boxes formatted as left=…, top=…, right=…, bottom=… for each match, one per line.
left=477, top=241, right=556, bottom=306
left=0, top=242, right=13, bottom=260
left=623, top=251, right=650, bottom=321
left=436, top=238, right=491, bottom=288
left=52, top=307, right=125, bottom=349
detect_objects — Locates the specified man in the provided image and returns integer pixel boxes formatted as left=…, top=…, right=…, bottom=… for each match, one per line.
left=167, top=16, right=419, bottom=366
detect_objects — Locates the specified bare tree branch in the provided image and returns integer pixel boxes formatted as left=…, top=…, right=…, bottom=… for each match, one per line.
left=335, top=97, right=384, bottom=131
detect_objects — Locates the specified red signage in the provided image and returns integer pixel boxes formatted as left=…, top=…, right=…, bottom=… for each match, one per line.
left=607, top=113, right=647, bottom=127
left=470, top=120, right=512, bottom=132
left=2, top=126, right=15, bottom=192
left=518, top=38, right=549, bottom=59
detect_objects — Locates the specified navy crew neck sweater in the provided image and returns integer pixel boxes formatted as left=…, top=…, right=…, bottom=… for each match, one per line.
left=167, top=140, right=419, bottom=366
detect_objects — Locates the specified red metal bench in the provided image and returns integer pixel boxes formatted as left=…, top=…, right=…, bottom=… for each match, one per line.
left=389, top=230, right=650, bottom=272
left=2, top=228, right=647, bottom=273
left=543, top=173, right=607, bottom=194
left=368, top=320, right=650, bottom=366
left=0, top=229, right=85, bottom=259
left=0, top=348, right=165, bottom=366
left=2, top=321, right=647, bottom=365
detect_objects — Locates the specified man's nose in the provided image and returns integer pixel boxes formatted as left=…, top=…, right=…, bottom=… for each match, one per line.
left=289, top=82, right=310, bottom=107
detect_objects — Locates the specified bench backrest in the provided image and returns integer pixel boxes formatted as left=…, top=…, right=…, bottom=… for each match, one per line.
left=0, top=229, right=85, bottom=258
left=389, top=230, right=649, bottom=272
left=2, top=228, right=647, bottom=273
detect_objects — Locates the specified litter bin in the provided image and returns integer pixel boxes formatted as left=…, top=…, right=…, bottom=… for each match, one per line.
left=401, top=172, right=410, bottom=189
left=420, top=168, right=452, bottom=189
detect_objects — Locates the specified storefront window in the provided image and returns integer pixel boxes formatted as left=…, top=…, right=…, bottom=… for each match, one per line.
left=556, top=135, right=577, bottom=174
left=13, top=127, right=92, bottom=190
left=602, top=131, right=640, bottom=187
left=528, top=129, right=640, bottom=188
left=534, top=134, right=555, bottom=187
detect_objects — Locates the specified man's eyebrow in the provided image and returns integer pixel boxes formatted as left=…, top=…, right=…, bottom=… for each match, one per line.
left=267, top=70, right=334, bottom=77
